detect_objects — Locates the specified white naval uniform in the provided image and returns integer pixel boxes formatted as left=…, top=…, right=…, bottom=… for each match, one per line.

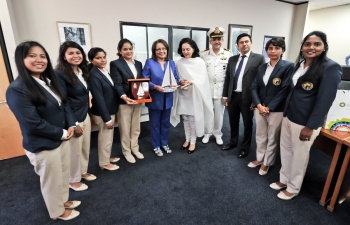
left=200, top=48, right=233, bottom=138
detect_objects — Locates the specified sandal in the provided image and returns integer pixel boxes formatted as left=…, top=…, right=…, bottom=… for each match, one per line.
left=153, top=148, right=163, bottom=156
left=161, top=145, right=172, bottom=154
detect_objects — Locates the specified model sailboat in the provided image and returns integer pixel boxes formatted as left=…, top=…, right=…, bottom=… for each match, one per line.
left=162, top=62, right=178, bottom=92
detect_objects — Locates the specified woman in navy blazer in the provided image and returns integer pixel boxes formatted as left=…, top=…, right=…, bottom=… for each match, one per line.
left=110, top=39, right=144, bottom=164
left=6, top=41, right=80, bottom=220
left=55, top=41, right=95, bottom=192
left=88, top=47, right=120, bottom=171
left=270, top=31, right=342, bottom=200
left=249, top=38, right=294, bottom=175
left=142, top=39, right=179, bottom=156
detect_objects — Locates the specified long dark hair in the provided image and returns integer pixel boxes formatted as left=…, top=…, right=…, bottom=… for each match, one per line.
left=87, top=47, right=107, bottom=71
left=56, top=41, right=89, bottom=85
left=177, top=38, right=200, bottom=58
left=295, top=31, right=329, bottom=82
left=14, top=41, right=66, bottom=105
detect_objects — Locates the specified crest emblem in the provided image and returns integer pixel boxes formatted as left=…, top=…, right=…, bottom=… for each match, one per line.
left=302, top=82, right=313, bottom=91
left=272, top=78, right=281, bottom=86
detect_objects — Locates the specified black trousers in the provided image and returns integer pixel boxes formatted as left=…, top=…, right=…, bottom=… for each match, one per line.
left=227, top=92, right=254, bottom=151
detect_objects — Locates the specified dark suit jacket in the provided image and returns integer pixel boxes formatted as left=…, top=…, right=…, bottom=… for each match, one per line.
left=109, top=58, right=143, bottom=104
left=55, top=69, right=89, bottom=122
left=223, top=52, right=265, bottom=104
left=251, top=59, right=294, bottom=112
left=6, top=79, right=75, bottom=153
left=284, top=59, right=342, bottom=129
left=89, top=66, right=119, bottom=122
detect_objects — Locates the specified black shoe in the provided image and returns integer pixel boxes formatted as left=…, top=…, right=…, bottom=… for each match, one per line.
left=181, top=143, right=190, bottom=150
left=221, top=142, right=237, bottom=151
left=237, top=150, right=248, bottom=158
left=187, top=149, right=195, bottom=154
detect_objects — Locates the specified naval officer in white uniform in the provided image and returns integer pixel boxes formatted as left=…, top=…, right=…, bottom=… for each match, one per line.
left=200, top=27, right=233, bottom=145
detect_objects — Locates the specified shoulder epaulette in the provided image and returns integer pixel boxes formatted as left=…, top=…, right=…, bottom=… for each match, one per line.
left=201, top=48, right=209, bottom=53
left=224, top=48, right=232, bottom=52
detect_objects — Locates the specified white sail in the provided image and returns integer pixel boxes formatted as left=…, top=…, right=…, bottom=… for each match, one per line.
left=137, top=84, right=145, bottom=99
left=162, top=62, right=177, bottom=87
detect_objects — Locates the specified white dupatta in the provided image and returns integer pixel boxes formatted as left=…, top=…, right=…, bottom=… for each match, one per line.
left=170, top=57, right=214, bottom=136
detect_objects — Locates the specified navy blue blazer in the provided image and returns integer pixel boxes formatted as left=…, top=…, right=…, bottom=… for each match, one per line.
left=6, top=79, right=75, bottom=153
left=55, top=69, right=89, bottom=123
left=284, top=59, right=342, bottom=129
left=142, top=58, right=179, bottom=110
left=223, top=52, right=265, bottom=104
left=109, top=58, right=143, bottom=104
left=251, top=59, right=294, bottom=112
left=89, top=66, right=119, bottom=122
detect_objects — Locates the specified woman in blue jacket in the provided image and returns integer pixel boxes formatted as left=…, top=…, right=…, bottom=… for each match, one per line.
left=142, top=39, right=179, bottom=156
left=269, top=31, right=342, bottom=200
left=6, top=41, right=80, bottom=220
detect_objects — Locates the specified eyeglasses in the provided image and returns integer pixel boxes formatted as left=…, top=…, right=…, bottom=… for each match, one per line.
left=211, top=37, right=222, bottom=41
left=155, top=48, right=167, bottom=52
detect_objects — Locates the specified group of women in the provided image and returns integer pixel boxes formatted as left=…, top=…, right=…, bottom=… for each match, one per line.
left=248, top=31, right=342, bottom=200
left=6, top=37, right=213, bottom=220
left=5, top=30, right=342, bottom=220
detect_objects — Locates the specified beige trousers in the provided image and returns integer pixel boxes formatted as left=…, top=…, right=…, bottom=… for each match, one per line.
left=25, top=141, right=69, bottom=219
left=255, top=110, right=283, bottom=166
left=116, top=104, right=142, bottom=156
left=69, top=114, right=91, bottom=183
left=279, top=117, right=321, bottom=194
left=91, top=114, right=115, bottom=167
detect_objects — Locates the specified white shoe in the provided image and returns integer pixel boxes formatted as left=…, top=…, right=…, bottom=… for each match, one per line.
left=125, top=154, right=136, bottom=163
left=215, top=137, right=223, bottom=145
left=247, top=161, right=262, bottom=168
left=69, top=183, right=88, bottom=191
left=269, top=182, right=287, bottom=190
left=65, top=200, right=81, bottom=209
left=277, top=191, right=296, bottom=200
left=133, top=151, right=144, bottom=159
left=101, top=164, right=119, bottom=171
left=110, top=157, right=120, bottom=163
left=55, top=210, right=80, bottom=221
left=259, top=167, right=269, bottom=175
left=82, top=173, right=97, bottom=181
left=202, top=134, right=211, bottom=144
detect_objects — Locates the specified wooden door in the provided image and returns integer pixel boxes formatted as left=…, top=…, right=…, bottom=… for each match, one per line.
left=0, top=45, right=24, bottom=159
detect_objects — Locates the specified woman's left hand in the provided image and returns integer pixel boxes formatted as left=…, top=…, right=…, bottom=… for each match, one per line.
left=300, top=126, right=313, bottom=141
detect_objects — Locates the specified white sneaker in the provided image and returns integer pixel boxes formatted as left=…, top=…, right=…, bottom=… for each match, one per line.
left=202, top=134, right=211, bottom=144
left=215, top=137, right=223, bottom=145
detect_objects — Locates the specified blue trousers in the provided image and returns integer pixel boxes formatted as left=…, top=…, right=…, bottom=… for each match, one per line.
left=148, top=108, right=171, bottom=148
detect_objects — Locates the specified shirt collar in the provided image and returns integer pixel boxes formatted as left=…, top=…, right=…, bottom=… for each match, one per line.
left=123, top=57, right=135, bottom=64
left=75, top=67, right=82, bottom=76
left=210, top=48, right=224, bottom=56
left=32, top=76, right=51, bottom=86
left=240, top=51, right=251, bottom=58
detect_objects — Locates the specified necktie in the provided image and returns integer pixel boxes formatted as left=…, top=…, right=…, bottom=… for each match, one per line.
left=233, top=55, right=246, bottom=91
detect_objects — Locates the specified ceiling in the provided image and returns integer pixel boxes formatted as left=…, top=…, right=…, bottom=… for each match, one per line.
left=278, top=0, right=350, bottom=10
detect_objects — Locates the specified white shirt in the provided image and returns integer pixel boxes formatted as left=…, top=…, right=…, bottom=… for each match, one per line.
left=292, top=61, right=309, bottom=86
left=75, top=68, right=87, bottom=88
left=32, top=76, right=67, bottom=139
left=263, top=61, right=275, bottom=85
left=124, top=58, right=138, bottom=78
left=234, top=51, right=251, bottom=92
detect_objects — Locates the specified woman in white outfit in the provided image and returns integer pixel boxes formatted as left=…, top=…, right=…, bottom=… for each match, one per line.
left=171, top=38, right=214, bottom=153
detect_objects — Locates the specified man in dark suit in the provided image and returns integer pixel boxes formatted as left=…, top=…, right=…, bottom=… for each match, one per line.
left=222, top=33, right=265, bottom=158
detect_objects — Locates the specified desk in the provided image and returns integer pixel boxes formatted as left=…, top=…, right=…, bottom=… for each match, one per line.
left=313, top=128, right=350, bottom=212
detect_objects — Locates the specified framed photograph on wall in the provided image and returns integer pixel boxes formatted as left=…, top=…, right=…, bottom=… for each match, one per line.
left=227, top=24, right=253, bottom=55
left=56, top=21, right=92, bottom=54
left=262, top=35, right=285, bottom=62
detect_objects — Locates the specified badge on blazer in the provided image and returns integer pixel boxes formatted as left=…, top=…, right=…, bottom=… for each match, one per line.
left=272, top=78, right=281, bottom=86
left=302, top=82, right=313, bottom=91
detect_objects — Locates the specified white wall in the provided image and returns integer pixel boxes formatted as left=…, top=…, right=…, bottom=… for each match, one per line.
left=5, top=0, right=299, bottom=70
left=305, top=4, right=350, bottom=65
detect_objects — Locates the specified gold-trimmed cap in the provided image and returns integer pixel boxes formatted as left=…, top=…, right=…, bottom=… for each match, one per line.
left=207, top=27, right=225, bottom=38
